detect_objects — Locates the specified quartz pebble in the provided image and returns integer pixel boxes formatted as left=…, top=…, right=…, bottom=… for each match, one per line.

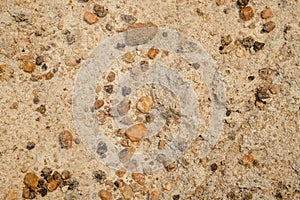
left=123, top=52, right=135, bottom=63
left=84, top=11, right=98, bottom=24
left=125, top=124, right=147, bottom=142
left=136, top=96, right=154, bottom=114
left=116, top=168, right=126, bottom=177
left=94, top=99, right=104, bottom=109
left=99, top=189, right=112, bottom=200
left=118, top=147, right=135, bottom=163
left=59, top=130, right=73, bottom=148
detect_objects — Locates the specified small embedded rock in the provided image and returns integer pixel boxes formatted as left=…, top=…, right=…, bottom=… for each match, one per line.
left=163, top=160, right=177, bottom=171
left=131, top=172, right=145, bottom=186
left=125, top=124, right=147, bottom=142
left=121, top=14, right=137, bottom=24
left=104, top=85, right=114, bottom=94
left=117, top=99, right=131, bottom=116
left=35, top=56, right=44, bottom=65
left=61, top=170, right=72, bottom=180
left=136, top=96, right=154, bottom=114
left=237, top=0, right=249, bottom=7
left=84, top=11, right=98, bottom=24
left=261, top=7, right=273, bottom=19
left=210, top=163, right=218, bottom=172
left=240, top=6, right=254, bottom=21
left=162, top=182, right=172, bottom=191
left=116, top=168, right=126, bottom=178
left=96, top=141, right=108, bottom=157
left=123, top=52, right=135, bottom=63
left=242, top=36, right=254, bottom=48
left=99, top=189, right=112, bottom=200
left=107, top=71, right=116, bottom=82
left=118, top=147, right=135, bottom=163
left=23, top=60, right=36, bottom=73
left=239, top=153, right=254, bottom=167
left=23, top=173, right=39, bottom=189
left=59, top=130, right=73, bottom=148
left=44, top=72, right=54, bottom=80
left=262, top=21, right=276, bottom=33
left=94, top=4, right=108, bottom=18
left=253, top=41, right=265, bottom=52
left=47, top=179, right=59, bottom=192
left=216, top=0, right=225, bottom=6
left=269, top=84, right=280, bottom=94
left=41, top=167, right=53, bottom=180
left=256, top=87, right=270, bottom=103
left=149, top=188, right=160, bottom=200
left=125, top=22, right=158, bottom=46
left=26, top=142, right=35, bottom=150
left=221, top=35, right=232, bottom=47
left=147, top=47, right=160, bottom=59
left=22, top=187, right=36, bottom=199
left=94, top=99, right=104, bottom=109
left=158, top=140, right=165, bottom=150
left=93, top=170, right=107, bottom=184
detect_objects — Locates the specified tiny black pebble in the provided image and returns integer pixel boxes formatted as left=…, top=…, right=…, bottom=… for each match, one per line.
left=226, top=110, right=232, bottom=116
left=162, top=32, right=168, bottom=37
left=93, top=170, right=107, bottom=184
left=248, top=76, right=255, bottom=81
left=104, top=85, right=114, bottom=94
left=210, top=163, right=218, bottom=172
left=116, top=43, right=126, bottom=49
left=38, top=188, right=47, bottom=197
left=253, top=41, right=265, bottom=52
left=41, top=63, right=48, bottom=71
left=26, top=142, right=36, bottom=150
left=35, top=56, right=44, bottom=65
left=173, top=194, right=180, bottom=200
left=114, top=181, right=120, bottom=188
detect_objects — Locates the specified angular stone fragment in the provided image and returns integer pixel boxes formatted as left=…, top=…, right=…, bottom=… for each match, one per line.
left=136, top=96, right=154, bottom=114
left=125, top=124, right=147, bottom=142
left=125, top=22, right=158, bottom=46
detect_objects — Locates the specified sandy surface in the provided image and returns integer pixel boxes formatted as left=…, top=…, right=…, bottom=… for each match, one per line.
left=0, top=0, right=299, bottom=199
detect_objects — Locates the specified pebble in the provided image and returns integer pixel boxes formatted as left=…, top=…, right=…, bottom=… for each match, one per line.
left=121, top=14, right=137, bottom=24
left=38, top=188, right=47, bottom=197
left=61, top=170, right=72, bottom=180
left=41, top=167, right=53, bottom=180
left=262, top=21, right=276, bottom=33
left=23, top=60, right=36, bottom=73
left=118, top=147, right=135, bottom=163
left=23, top=172, right=39, bottom=189
left=158, top=140, right=165, bottom=150
left=94, top=99, right=104, bottom=109
left=120, top=184, right=134, bottom=200
left=240, top=6, right=254, bottom=21
left=104, top=85, right=113, bottom=94
left=210, top=163, right=218, bottom=172
left=116, top=168, right=126, bottom=177
left=125, top=124, right=147, bottom=142
left=239, top=153, right=254, bottom=167
left=123, top=52, right=135, bottom=63
left=22, top=187, right=36, bottom=199
left=235, top=47, right=246, bottom=58
left=242, top=36, right=254, bottom=48
left=44, top=72, right=54, bottom=80
left=107, top=71, right=116, bottom=82
left=261, top=7, right=273, bottom=19
left=94, top=4, right=108, bottom=18
left=253, top=41, right=265, bottom=52
left=221, top=35, right=232, bottom=47
left=93, top=170, right=107, bottom=184
left=35, top=56, right=44, bottom=65
left=125, top=22, right=158, bottom=46
left=122, top=86, right=131, bottom=96
left=256, top=87, right=270, bottom=102
left=131, top=172, right=146, bottom=186
left=117, top=99, right=131, bottom=116
left=0, top=64, right=7, bottom=73
left=136, top=96, right=154, bottom=114
left=59, top=130, right=73, bottom=148
left=140, top=60, right=149, bottom=71
left=99, top=190, right=112, bottom=200
left=96, top=141, right=108, bottom=157
left=84, top=11, right=99, bottom=24
left=26, top=142, right=35, bottom=150
left=147, top=47, right=160, bottom=59
left=47, top=179, right=59, bottom=192
left=237, top=0, right=249, bottom=7
left=36, top=105, right=46, bottom=114
left=163, top=160, right=177, bottom=171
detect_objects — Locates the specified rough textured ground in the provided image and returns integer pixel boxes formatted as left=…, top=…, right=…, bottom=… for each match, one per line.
left=0, top=0, right=299, bottom=199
